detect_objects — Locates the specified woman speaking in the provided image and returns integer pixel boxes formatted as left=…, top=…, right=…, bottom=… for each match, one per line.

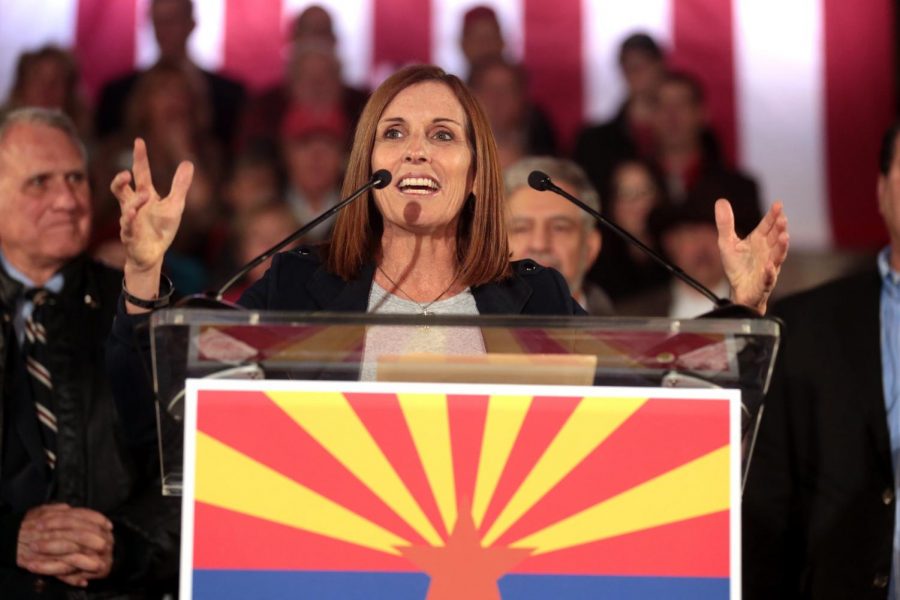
left=112, top=65, right=788, bottom=318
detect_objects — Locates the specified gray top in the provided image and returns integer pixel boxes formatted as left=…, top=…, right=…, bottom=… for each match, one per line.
left=360, top=281, right=484, bottom=381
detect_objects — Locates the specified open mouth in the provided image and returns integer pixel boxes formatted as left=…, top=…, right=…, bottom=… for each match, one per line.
left=397, top=176, right=441, bottom=195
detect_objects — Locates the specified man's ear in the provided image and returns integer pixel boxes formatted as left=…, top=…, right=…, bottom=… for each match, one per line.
left=877, top=175, right=887, bottom=217
left=585, top=226, right=602, bottom=265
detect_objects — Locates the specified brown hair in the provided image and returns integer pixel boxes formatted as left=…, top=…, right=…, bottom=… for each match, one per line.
left=327, top=64, right=510, bottom=285
left=9, top=45, right=85, bottom=126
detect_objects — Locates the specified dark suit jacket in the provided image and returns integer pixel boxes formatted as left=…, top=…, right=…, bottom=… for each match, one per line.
left=742, top=267, right=894, bottom=599
left=238, top=247, right=584, bottom=316
left=573, top=106, right=638, bottom=198
left=0, top=256, right=179, bottom=598
left=614, top=283, right=673, bottom=317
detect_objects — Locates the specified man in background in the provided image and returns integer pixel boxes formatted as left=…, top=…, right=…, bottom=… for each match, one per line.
left=616, top=203, right=729, bottom=317
left=574, top=32, right=667, bottom=197
left=653, top=71, right=761, bottom=237
left=504, top=156, right=613, bottom=315
left=0, top=108, right=178, bottom=598
left=95, top=0, right=245, bottom=148
left=743, top=123, right=900, bottom=598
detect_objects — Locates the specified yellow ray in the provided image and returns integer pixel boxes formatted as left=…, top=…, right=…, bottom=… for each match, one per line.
left=195, top=432, right=409, bottom=555
left=510, top=445, right=730, bottom=554
left=397, top=393, right=456, bottom=534
left=482, top=396, right=645, bottom=546
left=472, top=395, right=532, bottom=528
left=268, top=391, right=442, bottom=546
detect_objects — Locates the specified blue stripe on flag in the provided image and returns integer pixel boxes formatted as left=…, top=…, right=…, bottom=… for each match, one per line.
left=192, top=571, right=729, bottom=599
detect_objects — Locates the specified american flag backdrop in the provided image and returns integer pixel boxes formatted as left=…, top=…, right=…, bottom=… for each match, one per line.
left=0, top=0, right=894, bottom=249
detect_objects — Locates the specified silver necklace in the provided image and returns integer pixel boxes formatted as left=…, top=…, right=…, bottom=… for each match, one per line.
left=377, top=265, right=458, bottom=316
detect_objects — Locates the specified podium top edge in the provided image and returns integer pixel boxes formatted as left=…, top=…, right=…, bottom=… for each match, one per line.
left=149, top=308, right=781, bottom=337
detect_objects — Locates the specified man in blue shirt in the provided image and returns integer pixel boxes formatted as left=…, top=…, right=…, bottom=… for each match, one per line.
left=743, top=123, right=900, bottom=599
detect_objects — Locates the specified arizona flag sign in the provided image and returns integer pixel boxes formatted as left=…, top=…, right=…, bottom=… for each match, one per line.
left=181, top=379, right=741, bottom=599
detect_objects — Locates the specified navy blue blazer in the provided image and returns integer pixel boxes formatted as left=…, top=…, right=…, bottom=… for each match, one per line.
left=238, top=247, right=586, bottom=316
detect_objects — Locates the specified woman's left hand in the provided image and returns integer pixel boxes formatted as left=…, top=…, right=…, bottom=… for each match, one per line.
left=716, top=199, right=789, bottom=315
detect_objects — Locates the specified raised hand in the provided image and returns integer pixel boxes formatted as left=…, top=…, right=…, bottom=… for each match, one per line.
left=17, top=504, right=115, bottom=588
left=111, top=138, right=194, bottom=311
left=716, top=199, right=790, bottom=314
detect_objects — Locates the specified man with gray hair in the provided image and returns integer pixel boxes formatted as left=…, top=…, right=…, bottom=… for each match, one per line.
left=0, top=108, right=178, bottom=597
left=504, top=156, right=614, bottom=315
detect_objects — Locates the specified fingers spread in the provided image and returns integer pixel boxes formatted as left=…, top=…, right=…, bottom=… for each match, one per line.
left=131, top=137, right=155, bottom=195
left=110, top=171, right=134, bottom=207
left=755, top=202, right=779, bottom=237
left=169, top=160, right=195, bottom=208
left=715, top=199, right=737, bottom=245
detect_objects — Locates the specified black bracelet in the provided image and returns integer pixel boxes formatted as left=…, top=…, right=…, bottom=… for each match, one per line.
left=122, top=274, right=174, bottom=309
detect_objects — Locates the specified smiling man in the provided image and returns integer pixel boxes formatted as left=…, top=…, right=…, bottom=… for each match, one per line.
left=0, top=108, right=178, bottom=598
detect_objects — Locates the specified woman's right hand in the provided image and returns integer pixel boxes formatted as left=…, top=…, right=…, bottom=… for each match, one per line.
left=111, top=138, right=194, bottom=312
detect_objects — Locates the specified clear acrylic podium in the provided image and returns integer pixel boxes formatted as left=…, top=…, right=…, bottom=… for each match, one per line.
left=148, top=309, right=780, bottom=497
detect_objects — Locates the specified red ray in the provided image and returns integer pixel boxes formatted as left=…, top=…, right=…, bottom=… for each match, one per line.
left=495, top=398, right=729, bottom=545
left=511, top=511, right=729, bottom=578
left=345, top=392, right=448, bottom=540
left=447, top=394, right=489, bottom=509
left=478, top=395, right=581, bottom=535
left=197, top=390, right=426, bottom=545
left=203, top=324, right=325, bottom=361
left=193, top=502, right=417, bottom=571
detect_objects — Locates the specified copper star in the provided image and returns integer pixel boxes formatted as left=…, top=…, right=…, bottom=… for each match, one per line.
left=399, top=505, right=532, bottom=600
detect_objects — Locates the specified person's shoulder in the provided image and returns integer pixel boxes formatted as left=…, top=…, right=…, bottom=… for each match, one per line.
left=201, top=68, right=246, bottom=95
left=237, top=245, right=329, bottom=310
left=270, top=245, right=326, bottom=274
left=576, top=117, right=621, bottom=143
left=508, top=259, right=583, bottom=315
left=75, top=257, right=123, bottom=315
left=510, top=257, right=552, bottom=279
left=99, top=71, right=139, bottom=95
left=773, top=266, right=880, bottom=320
left=701, top=160, right=758, bottom=189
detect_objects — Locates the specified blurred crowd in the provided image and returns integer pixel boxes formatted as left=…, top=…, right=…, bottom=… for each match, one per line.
left=1, top=0, right=765, bottom=316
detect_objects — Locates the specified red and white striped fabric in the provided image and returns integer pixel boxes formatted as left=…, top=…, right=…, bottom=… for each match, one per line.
left=0, top=0, right=893, bottom=249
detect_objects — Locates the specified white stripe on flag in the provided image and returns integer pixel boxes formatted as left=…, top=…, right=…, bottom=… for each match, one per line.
left=581, top=0, right=672, bottom=123
left=283, top=0, right=376, bottom=90
left=431, top=0, right=525, bottom=80
left=0, top=0, right=78, bottom=108
left=135, top=0, right=226, bottom=71
left=734, top=0, right=828, bottom=248
left=190, top=0, right=226, bottom=71
left=135, top=0, right=154, bottom=68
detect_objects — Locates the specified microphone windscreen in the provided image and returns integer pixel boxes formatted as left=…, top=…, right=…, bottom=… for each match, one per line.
left=528, top=170, right=551, bottom=191
left=372, top=169, right=392, bottom=189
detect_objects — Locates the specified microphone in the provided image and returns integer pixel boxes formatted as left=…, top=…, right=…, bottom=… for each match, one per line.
left=177, top=169, right=392, bottom=308
left=527, top=170, right=754, bottom=316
